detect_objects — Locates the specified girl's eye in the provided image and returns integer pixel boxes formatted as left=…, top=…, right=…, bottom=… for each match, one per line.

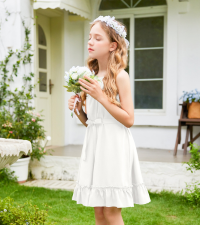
left=88, top=38, right=100, bottom=41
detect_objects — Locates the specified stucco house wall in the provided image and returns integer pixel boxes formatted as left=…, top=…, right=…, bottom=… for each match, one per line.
left=0, top=0, right=199, bottom=150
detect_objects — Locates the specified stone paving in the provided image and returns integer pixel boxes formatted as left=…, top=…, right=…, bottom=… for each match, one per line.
left=19, top=179, right=183, bottom=194
left=20, top=180, right=77, bottom=191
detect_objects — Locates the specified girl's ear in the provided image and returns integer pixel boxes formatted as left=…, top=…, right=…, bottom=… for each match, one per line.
left=110, top=42, right=117, bottom=52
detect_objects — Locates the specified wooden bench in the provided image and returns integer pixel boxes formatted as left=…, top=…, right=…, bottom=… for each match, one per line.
left=174, top=102, right=200, bottom=156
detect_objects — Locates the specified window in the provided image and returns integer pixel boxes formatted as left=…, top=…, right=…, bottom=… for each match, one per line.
left=99, top=0, right=166, bottom=11
left=38, top=25, right=47, bottom=92
left=134, top=16, right=164, bottom=109
left=38, top=24, right=46, bottom=46
left=98, top=0, right=166, bottom=110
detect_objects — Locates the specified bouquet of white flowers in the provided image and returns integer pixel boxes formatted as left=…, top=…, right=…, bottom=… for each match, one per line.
left=64, top=66, right=101, bottom=118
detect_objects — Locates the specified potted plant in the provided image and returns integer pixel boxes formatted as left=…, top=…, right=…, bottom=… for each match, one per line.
left=9, top=136, right=53, bottom=183
left=0, top=108, right=53, bottom=183
left=179, top=89, right=200, bottom=119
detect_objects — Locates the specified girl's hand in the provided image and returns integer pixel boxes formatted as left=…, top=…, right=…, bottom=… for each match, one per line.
left=68, top=94, right=82, bottom=113
left=78, top=75, right=103, bottom=102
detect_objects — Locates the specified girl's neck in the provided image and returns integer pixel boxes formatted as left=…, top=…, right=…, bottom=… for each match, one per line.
left=97, top=56, right=109, bottom=76
left=96, top=73, right=106, bottom=78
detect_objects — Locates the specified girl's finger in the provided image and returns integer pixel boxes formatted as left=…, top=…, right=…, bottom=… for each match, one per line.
left=79, top=80, right=91, bottom=91
left=83, top=75, right=95, bottom=84
left=80, top=86, right=89, bottom=94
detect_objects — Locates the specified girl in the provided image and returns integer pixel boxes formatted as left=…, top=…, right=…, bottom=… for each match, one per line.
left=69, top=15, right=151, bottom=225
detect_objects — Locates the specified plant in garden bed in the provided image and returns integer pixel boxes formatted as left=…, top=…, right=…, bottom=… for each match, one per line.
left=0, top=108, right=54, bottom=161
left=0, top=168, right=18, bottom=186
left=181, top=143, right=200, bottom=207
left=31, top=135, right=53, bottom=161
left=0, top=196, right=56, bottom=225
left=0, top=11, right=54, bottom=161
left=182, top=143, right=200, bottom=173
left=181, top=181, right=200, bottom=208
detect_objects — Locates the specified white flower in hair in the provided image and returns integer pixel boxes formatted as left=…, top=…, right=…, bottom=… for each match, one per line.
left=90, top=15, right=129, bottom=49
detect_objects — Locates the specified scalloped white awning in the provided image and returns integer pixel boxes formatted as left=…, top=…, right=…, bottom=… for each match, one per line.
left=33, top=0, right=92, bottom=20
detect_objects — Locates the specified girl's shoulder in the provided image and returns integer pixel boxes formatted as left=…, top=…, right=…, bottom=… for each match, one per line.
left=116, top=69, right=129, bottom=84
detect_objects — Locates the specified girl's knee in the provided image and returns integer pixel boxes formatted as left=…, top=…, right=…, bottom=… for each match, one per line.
left=103, top=207, right=121, bottom=220
left=94, top=207, right=105, bottom=220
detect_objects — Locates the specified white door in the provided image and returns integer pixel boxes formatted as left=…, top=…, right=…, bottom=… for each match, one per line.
left=35, top=13, right=52, bottom=146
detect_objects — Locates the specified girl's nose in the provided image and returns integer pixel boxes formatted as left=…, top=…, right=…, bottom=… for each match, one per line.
left=88, top=38, right=94, bottom=45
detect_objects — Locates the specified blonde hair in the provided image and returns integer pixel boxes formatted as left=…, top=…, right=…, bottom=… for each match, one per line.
left=81, top=19, right=128, bottom=108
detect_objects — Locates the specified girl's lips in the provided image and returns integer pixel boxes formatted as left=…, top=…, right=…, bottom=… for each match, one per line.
left=88, top=48, right=94, bottom=51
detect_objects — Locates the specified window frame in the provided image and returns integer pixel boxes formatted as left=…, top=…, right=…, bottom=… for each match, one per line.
left=98, top=0, right=167, bottom=10
left=133, top=13, right=166, bottom=113
left=96, top=5, right=167, bottom=115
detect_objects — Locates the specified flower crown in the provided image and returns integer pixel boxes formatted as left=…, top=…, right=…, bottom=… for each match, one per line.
left=90, top=15, right=130, bottom=49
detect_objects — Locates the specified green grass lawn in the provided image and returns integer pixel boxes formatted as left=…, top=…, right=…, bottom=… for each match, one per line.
left=0, top=183, right=200, bottom=225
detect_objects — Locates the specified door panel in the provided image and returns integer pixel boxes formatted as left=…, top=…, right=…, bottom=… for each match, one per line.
left=35, top=13, right=52, bottom=146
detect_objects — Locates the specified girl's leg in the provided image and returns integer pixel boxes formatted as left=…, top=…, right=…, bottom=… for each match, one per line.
left=94, top=207, right=108, bottom=225
left=103, top=207, right=124, bottom=225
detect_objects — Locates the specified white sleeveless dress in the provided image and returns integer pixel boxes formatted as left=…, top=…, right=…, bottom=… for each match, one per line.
left=72, top=76, right=151, bottom=208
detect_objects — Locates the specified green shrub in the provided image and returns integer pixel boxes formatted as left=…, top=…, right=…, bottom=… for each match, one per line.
left=0, top=196, right=56, bottom=225
left=182, top=142, right=200, bottom=173
left=182, top=143, right=200, bottom=207
left=0, top=168, right=18, bottom=185
left=180, top=181, right=200, bottom=208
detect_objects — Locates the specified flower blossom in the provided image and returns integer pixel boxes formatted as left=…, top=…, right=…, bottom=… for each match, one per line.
left=47, top=136, right=51, bottom=141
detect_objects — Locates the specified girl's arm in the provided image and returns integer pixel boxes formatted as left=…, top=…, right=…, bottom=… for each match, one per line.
left=78, top=71, right=134, bottom=128
left=75, top=101, right=88, bottom=127
left=99, top=70, right=134, bottom=128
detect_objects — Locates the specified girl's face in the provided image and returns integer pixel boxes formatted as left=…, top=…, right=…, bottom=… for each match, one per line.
left=88, top=22, right=114, bottom=59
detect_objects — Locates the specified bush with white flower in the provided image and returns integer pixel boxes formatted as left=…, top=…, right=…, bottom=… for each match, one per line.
left=64, top=66, right=101, bottom=117
left=0, top=196, right=55, bottom=224
left=0, top=108, right=54, bottom=161
left=179, top=89, right=200, bottom=103
left=31, top=135, right=54, bottom=161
